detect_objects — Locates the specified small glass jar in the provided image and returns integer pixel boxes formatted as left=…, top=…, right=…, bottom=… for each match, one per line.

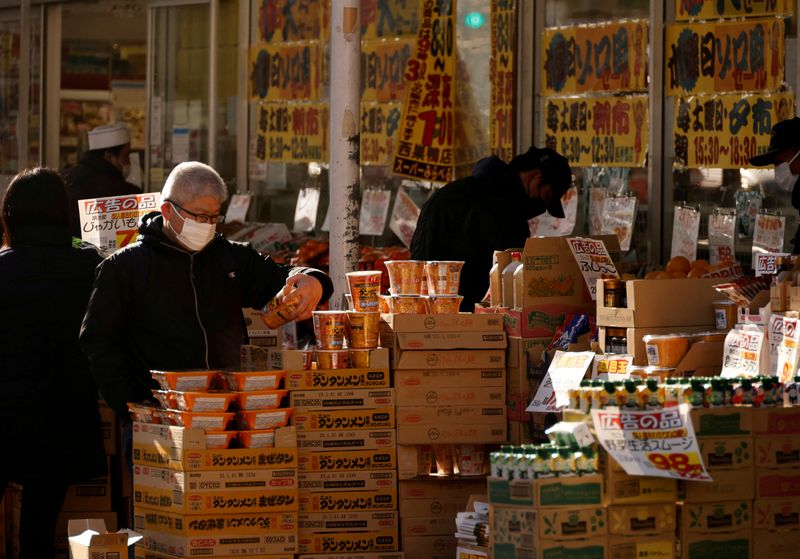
left=605, top=328, right=628, bottom=354
left=603, top=278, right=627, bottom=308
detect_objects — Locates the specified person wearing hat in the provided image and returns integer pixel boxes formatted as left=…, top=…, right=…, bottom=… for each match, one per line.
left=410, top=147, right=572, bottom=310
left=62, top=122, right=141, bottom=237
left=749, top=117, right=800, bottom=253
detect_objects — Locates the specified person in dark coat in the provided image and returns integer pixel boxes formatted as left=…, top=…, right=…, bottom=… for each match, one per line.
left=749, top=117, right=800, bottom=253
left=410, top=146, right=572, bottom=310
left=0, top=168, right=107, bottom=559
left=80, top=161, right=333, bottom=417
left=63, top=122, right=141, bottom=237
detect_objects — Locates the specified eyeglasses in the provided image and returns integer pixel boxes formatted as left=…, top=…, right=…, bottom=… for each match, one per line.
left=168, top=200, right=225, bottom=224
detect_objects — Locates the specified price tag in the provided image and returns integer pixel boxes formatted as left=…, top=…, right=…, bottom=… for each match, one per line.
left=592, top=355, right=633, bottom=381
left=752, top=214, right=786, bottom=270
left=708, top=212, right=735, bottom=266
left=671, top=205, right=700, bottom=261
left=566, top=237, right=619, bottom=301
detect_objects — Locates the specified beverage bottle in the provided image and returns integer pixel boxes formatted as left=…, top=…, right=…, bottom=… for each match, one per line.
left=502, top=251, right=522, bottom=308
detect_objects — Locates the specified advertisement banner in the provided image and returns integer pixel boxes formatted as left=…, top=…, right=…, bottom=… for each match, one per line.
left=673, top=92, right=795, bottom=169
left=362, top=38, right=413, bottom=102
left=567, top=236, right=620, bottom=301
left=249, top=42, right=322, bottom=101
left=671, top=205, right=700, bottom=261
left=544, top=95, right=649, bottom=167
left=721, top=327, right=765, bottom=378
left=359, top=189, right=392, bottom=236
left=78, top=193, right=161, bottom=255
left=362, top=0, right=419, bottom=39
left=388, top=187, right=420, bottom=248
left=666, top=18, right=785, bottom=95
left=752, top=213, right=786, bottom=268
left=592, top=404, right=712, bottom=481
left=676, top=0, right=793, bottom=21
left=258, top=0, right=323, bottom=43
left=361, top=102, right=402, bottom=166
left=776, top=315, right=800, bottom=383
left=708, top=211, right=736, bottom=265
left=542, top=19, right=649, bottom=95
left=527, top=351, right=595, bottom=412
left=490, top=0, right=516, bottom=162
left=528, top=186, right=578, bottom=237
left=255, top=102, right=329, bottom=163
left=392, top=1, right=456, bottom=182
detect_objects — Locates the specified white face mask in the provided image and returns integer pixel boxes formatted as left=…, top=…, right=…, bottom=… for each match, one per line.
left=775, top=149, right=800, bottom=192
left=170, top=205, right=216, bottom=251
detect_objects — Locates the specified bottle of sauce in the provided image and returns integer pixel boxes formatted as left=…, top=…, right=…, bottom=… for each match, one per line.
left=502, top=251, right=522, bottom=308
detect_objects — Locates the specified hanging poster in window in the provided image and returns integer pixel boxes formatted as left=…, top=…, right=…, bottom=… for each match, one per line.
left=293, top=187, right=320, bottom=232
left=388, top=187, right=420, bottom=248
left=544, top=95, right=649, bottom=167
left=171, top=127, right=191, bottom=163
left=542, top=19, right=649, bottom=96
left=666, top=18, right=785, bottom=96
left=226, top=194, right=252, bottom=224
left=752, top=213, right=786, bottom=268
left=249, top=41, right=322, bottom=101
left=490, top=0, right=516, bottom=162
left=361, top=38, right=414, bottom=102
left=671, top=205, right=700, bottom=261
left=258, top=0, right=323, bottom=43
left=392, top=0, right=456, bottom=183
left=708, top=211, right=736, bottom=265
left=602, top=195, right=638, bottom=251
left=362, top=0, right=419, bottom=39
left=673, top=92, right=795, bottom=169
left=528, top=186, right=578, bottom=237
left=255, top=102, right=329, bottom=163
left=454, top=57, right=490, bottom=176
left=361, top=102, right=402, bottom=166
left=675, top=0, right=793, bottom=21
left=78, top=193, right=161, bottom=255
left=588, top=187, right=607, bottom=236
left=359, top=189, right=392, bottom=236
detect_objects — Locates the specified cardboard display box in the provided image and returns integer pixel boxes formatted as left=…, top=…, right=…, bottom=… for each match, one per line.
left=397, top=405, right=506, bottom=426
left=283, top=347, right=389, bottom=371
left=691, top=407, right=754, bottom=437
left=298, top=448, right=397, bottom=472
left=133, top=508, right=296, bottom=536
left=607, top=504, right=676, bottom=536
left=298, top=530, right=399, bottom=554
left=380, top=313, right=503, bottom=333
left=506, top=336, right=551, bottom=372
left=298, top=470, right=397, bottom=493
left=141, top=528, right=297, bottom=556
left=400, top=515, right=455, bottom=537
left=680, top=468, right=755, bottom=503
left=67, top=519, right=141, bottom=559
left=55, top=511, right=117, bottom=559
left=752, top=530, right=800, bottom=559
left=500, top=304, right=595, bottom=339
left=396, top=385, right=506, bottom=407
left=381, top=329, right=507, bottom=351
left=290, top=389, right=395, bottom=410
left=399, top=479, right=485, bottom=501
left=394, top=368, right=505, bottom=388
left=487, top=476, right=604, bottom=509
left=756, top=469, right=800, bottom=499
left=241, top=343, right=283, bottom=371
left=752, top=406, right=800, bottom=435
left=753, top=498, right=800, bottom=531
left=680, top=530, right=751, bottom=559
left=296, top=428, right=396, bottom=452
left=393, top=349, right=506, bottom=370
left=398, top=420, right=506, bottom=445
left=597, top=325, right=715, bottom=366
left=607, top=536, right=674, bottom=559
left=134, top=547, right=294, bottom=559
left=489, top=505, right=535, bottom=552
left=680, top=500, right=752, bottom=534
left=399, top=496, right=474, bottom=519
left=294, top=408, right=395, bottom=431
left=286, top=367, right=392, bottom=390
left=133, top=483, right=298, bottom=515
left=755, top=435, right=800, bottom=468
left=299, top=511, right=399, bottom=533
left=698, top=436, right=753, bottom=470
left=298, top=488, right=398, bottom=513
left=298, top=554, right=404, bottom=559
left=605, top=469, right=678, bottom=505
left=401, top=534, right=457, bottom=556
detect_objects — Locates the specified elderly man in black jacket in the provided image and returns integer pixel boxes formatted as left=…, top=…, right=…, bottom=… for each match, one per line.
left=410, top=147, right=572, bottom=311
left=80, top=161, right=333, bottom=416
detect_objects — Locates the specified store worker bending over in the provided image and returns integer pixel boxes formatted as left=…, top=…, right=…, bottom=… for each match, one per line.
left=410, top=147, right=572, bottom=311
left=63, top=122, right=142, bottom=237
left=81, top=161, right=333, bottom=417
left=749, top=117, right=800, bottom=254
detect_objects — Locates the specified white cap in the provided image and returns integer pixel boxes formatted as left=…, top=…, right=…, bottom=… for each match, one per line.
left=88, top=122, right=130, bottom=151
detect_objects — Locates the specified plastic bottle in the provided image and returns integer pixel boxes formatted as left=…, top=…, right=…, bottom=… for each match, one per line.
left=502, top=251, right=522, bottom=308
left=488, top=260, right=501, bottom=306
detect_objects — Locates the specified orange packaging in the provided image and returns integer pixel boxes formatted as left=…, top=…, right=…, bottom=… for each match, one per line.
left=424, top=295, right=463, bottom=314
left=424, top=260, right=464, bottom=295
left=223, top=371, right=284, bottom=392
left=346, top=271, right=382, bottom=312
left=151, top=390, right=236, bottom=413
left=312, top=310, right=347, bottom=350
left=233, top=389, right=288, bottom=411
left=643, top=334, right=691, bottom=367
left=264, top=290, right=302, bottom=328
left=346, top=311, right=380, bottom=349
left=388, top=295, right=427, bottom=314
left=163, top=410, right=235, bottom=430
left=150, top=370, right=219, bottom=392
left=379, top=294, right=392, bottom=313
left=236, top=408, right=294, bottom=430
left=237, top=429, right=276, bottom=448
left=316, top=349, right=351, bottom=369
left=350, top=348, right=372, bottom=368
left=204, top=431, right=237, bottom=449
left=385, top=260, right=426, bottom=295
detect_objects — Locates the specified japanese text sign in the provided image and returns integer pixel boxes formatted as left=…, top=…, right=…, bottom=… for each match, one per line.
left=547, top=351, right=596, bottom=409
left=567, top=237, right=619, bottom=301
left=544, top=95, right=649, bottom=167
left=361, top=38, right=413, bottom=102
left=388, top=187, right=420, bottom=248
left=490, top=0, right=516, bottom=162
left=359, top=189, right=392, bottom=236
left=249, top=42, right=322, bottom=101
left=671, top=205, right=700, bottom=261
left=721, top=326, right=766, bottom=378
left=708, top=212, right=736, bottom=265
left=666, top=18, right=785, bottom=95
left=592, top=404, right=712, bottom=481
left=362, top=0, right=419, bottom=39
left=361, top=102, right=402, bottom=166
left=78, top=193, right=161, bottom=255
left=258, top=0, right=323, bottom=43
left=776, top=314, right=800, bottom=383
left=755, top=252, right=789, bottom=277
left=255, top=102, right=329, bottom=163
left=602, top=195, right=638, bottom=251
left=673, top=92, right=795, bottom=169
left=676, top=0, right=793, bottom=21
left=593, top=354, right=633, bottom=382
left=542, top=19, right=649, bottom=95
left=752, top=213, right=786, bottom=268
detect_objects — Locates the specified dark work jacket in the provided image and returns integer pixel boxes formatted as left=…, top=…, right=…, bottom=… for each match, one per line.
left=410, top=156, right=543, bottom=310
left=80, top=212, right=334, bottom=416
left=0, top=225, right=106, bottom=482
left=63, top=151, right=142, bottom=237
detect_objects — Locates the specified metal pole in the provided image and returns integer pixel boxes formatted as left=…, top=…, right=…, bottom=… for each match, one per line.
left=328, top=0, right=361, bottom=310
left=651, top=0, right=665, bottom=264
left=235, top=0, right=249, bottom=192
left=18, top=0, right=30, bottom=169
left=208, top=0, right=219, bottom=167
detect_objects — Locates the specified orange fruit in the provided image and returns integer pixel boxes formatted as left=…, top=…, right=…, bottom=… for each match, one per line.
left=666, top=256, right=691, bottom=274
left=655, top=271, right=672, bottom=280
left=669, top=270, right=687, bottom=279
left=687, top=267, right=707, bottom=278
left=690, top=259, right=710, bottom=270
left=644, top=270, right=661, bottom=280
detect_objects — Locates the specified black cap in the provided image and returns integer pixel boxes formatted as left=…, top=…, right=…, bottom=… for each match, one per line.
left=749, top=117, right=800, bottom=166
left=509, top=147, right=572, bottom=218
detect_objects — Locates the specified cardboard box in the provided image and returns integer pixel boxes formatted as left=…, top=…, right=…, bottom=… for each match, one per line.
left=298, top=448, right=397, bottom=472
left=286, top=367, right=392, bottom=390
left=296, top=429, right=396, bottom=452
left=536, top=506, right=607, bottom=539
left=681, top=530, right=751, bottom=559
left=294, top=408, right=395, bottom=431
left=401, top=535, right=457, bottom=556
left=98, top=401, right=117, bottom=456
left=395, top=385, right=506, bottom=406
left=755, top=435, right=800, bottom=468
left=506, top=336, right=550, bottom=371
left=487, top=476, right=604, bottom=509
left=490, top=505, right=535, bottom=552
left=290, top=389, right=395, bottom=410
left=241, top=343, right=283, bottom=370
left=756, top=469, right=800, bottom=499
left=681, top=468, right=754, bottom=503
left=383, top=329, right=507, bottom=351
left=399, top=496, right=473, bottom=518
left=298, top=555, right=403, bottom=559
left=284, top=347, right=389, bottom=371
left=457, top=544, right=489, bottom=559
left=132, top=424, right=297, bottom=471
left=400, top=516, right=455, bottom=536
left=298, top=530, right=399, bottom=554
left=298, top=488, right=397, bottom=513
left=492, top=536, right=607, bottom=559
left=398, top=420, right=506, bottom=445
left=698, top=436, right=753, bottom=469
left=298, top=470, right=397, bottom=493
left=508, top=418, right=551, bottom=446
left=607, top=504, right=676, bottom=536
left=397, top=405, right=506, bottom=425
left=134, top=548, right=293, bottom=559
left=680, top=500, right=752, bottom=534
left=133, top=508, right=297, bottom=535
left=605, top=469, right=678, bottom=505
left=380, top=313, right=503, bottom=333
left=753, top=498, right=800, bottom=531
left=752, top=406, right=800, bottom=435
left=752, top=530, right=800, bottom=559
left=55, top=511, right=117, bottom=559
left=691, top=407, right=754, bottom=437
left=395, top=368, right=505, bottom=388
left=596, top=278, right=721, bottom=328
left=67, top=519, right=141, bottom=559
left=61, top=461, right=113, bottom=512
left=500, top=305, right=594, bottom=339
left=141, top=528, right=297, bottom=556
left=393, top=349, right=506, bottom=370
left=399, top=478, right=486, bottom=500
left=607, top=536, right=674, bottom=559
left=299, top=511, right=399, bottom=533
left=597, top=325, right=711, bottom=366
left=243, top=307, right=281, bottom=337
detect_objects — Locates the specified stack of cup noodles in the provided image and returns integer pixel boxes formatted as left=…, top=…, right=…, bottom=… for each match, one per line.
left=383, top=259, right=464, bottom=314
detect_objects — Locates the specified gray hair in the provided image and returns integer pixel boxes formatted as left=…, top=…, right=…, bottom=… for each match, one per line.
left=162, top=161, right=228, bottom=204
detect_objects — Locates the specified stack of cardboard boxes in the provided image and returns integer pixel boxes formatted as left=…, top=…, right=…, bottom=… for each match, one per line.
left=285, top=348, right=401, bottom=558
left=130, top=423, right=298, bottom=558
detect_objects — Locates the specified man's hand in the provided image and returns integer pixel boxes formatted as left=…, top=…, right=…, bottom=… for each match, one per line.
left=281, top=273, right=324, bottom=320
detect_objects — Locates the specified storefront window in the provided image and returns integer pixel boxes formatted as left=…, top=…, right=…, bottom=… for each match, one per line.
left=215, top=0, right=239, bottom=186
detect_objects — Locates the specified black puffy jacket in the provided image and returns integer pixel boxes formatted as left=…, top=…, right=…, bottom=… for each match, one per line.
left=410, top=156, right=541, bottom=310
left=0, top=225, right=106, bottom=482
left=80, top=212, right=333, bottom=415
